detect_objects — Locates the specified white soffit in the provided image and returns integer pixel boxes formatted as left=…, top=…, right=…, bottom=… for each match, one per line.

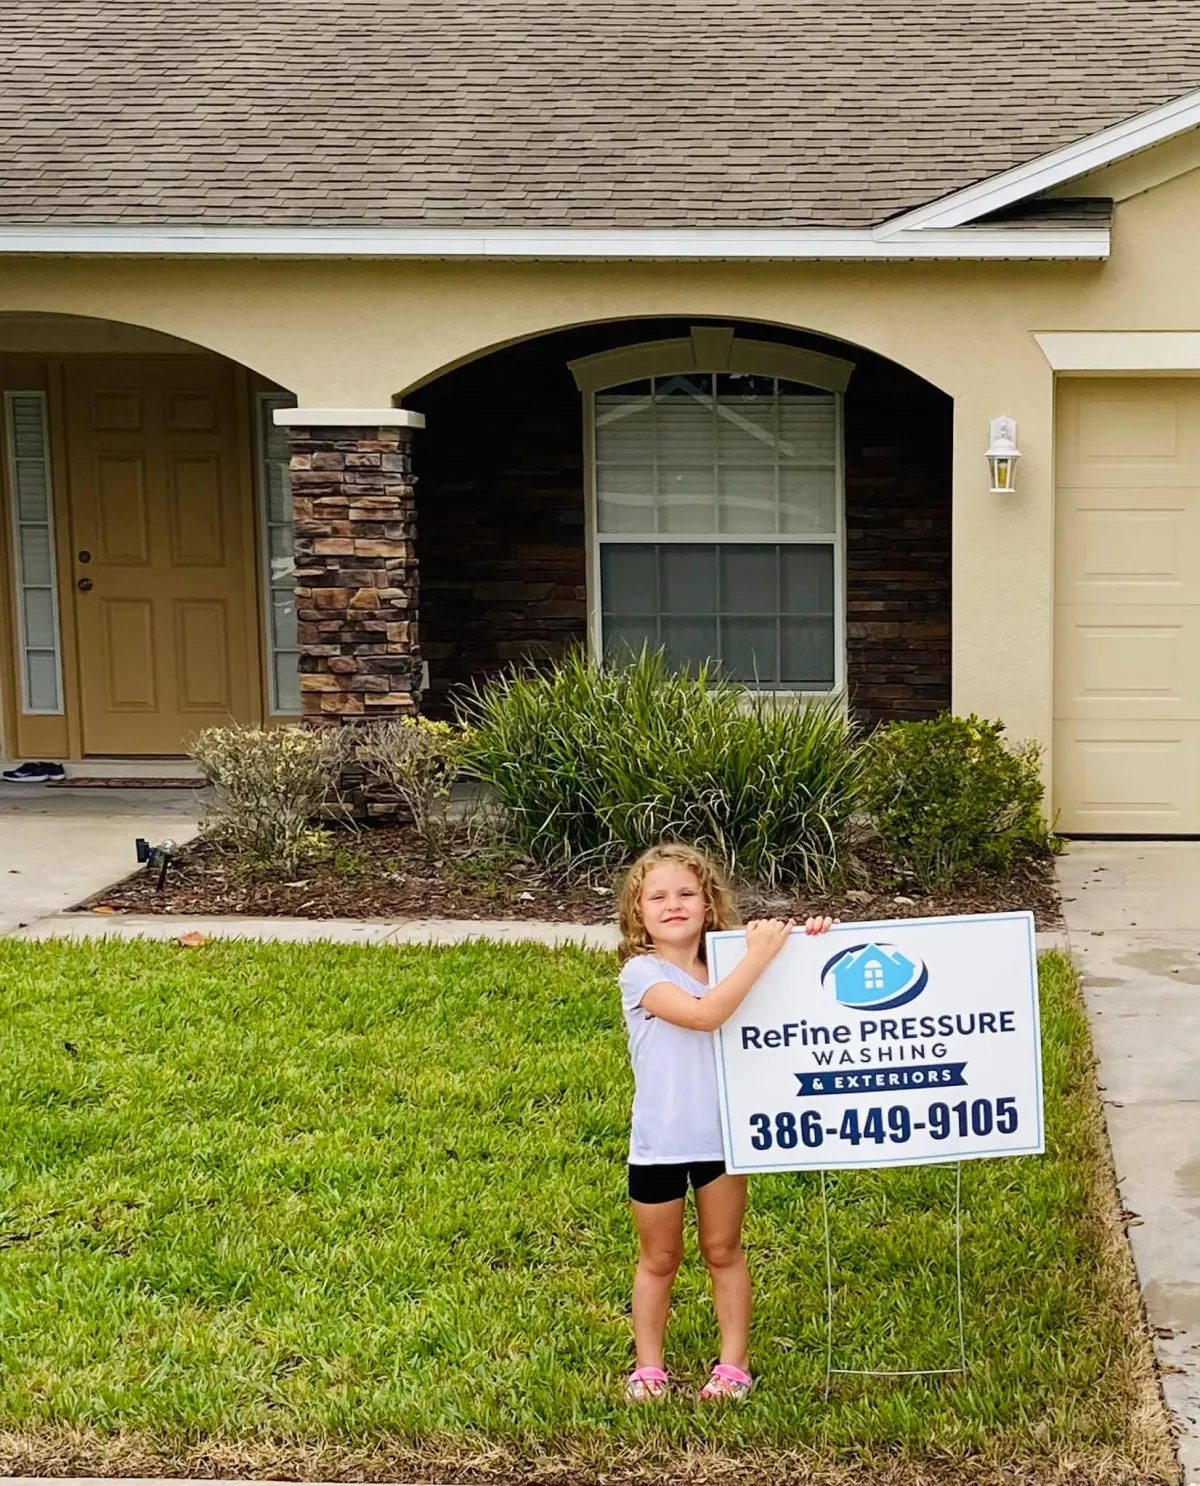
left=0, top=224, right=1108, bottom=260
left=877, top=85, right=1200, bottom=236
left=1035, top=332, right=1200, bottom=373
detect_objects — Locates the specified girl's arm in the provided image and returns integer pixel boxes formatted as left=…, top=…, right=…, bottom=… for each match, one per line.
left=639, top=917, right=835, bottom=1033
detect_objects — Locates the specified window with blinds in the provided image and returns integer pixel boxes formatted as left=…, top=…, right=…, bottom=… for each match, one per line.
left=256, top=394, right=300, bottom=713
left=594, top=373, right=840, bottom=688
left=4, top=392, right=63, bottom=713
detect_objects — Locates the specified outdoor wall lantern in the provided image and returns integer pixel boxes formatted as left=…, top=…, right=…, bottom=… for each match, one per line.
left=987, top=416, right=1020, bottom=492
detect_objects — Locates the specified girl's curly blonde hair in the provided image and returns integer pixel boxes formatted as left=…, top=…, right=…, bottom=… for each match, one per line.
left=617, top=842, right=740, bottom=964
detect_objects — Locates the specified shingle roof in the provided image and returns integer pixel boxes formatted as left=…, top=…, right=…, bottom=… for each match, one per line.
left=1, top=0, right=1199, bottom=229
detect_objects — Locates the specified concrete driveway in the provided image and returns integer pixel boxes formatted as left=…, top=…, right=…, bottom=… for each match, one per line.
left=0, top=784, right=202, bottom=934
left=1060, top=841, right=1200, bottom=1481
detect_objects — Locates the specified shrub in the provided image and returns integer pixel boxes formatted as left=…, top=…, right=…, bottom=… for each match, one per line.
left=188, top=724, right=350, bottom=877
left=459, top=648, right=864, bottom=888
left=863, top=713, right=1049, bottom=889
left=353, top=717, right=471, bottom=855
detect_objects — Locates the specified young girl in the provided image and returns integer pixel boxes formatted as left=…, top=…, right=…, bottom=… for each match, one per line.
left=616, top=842, right=834, bottom=1402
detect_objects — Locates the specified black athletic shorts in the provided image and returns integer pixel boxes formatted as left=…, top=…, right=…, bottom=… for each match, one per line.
left=628, top=1159, right=727, bottom=1205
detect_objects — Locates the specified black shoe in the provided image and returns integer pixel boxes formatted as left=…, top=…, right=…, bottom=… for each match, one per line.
left=2, top=760, right=52, bottom=783
left=40, top=761, right=66, bottom=782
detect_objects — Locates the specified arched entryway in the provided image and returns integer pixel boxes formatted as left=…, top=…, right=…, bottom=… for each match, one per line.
left=405, top=318, right=952, bottom=727
left=0, top=313, right=295, bottom=761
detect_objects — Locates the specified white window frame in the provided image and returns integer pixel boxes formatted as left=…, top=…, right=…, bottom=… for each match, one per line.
left=4, top=390, right=65, bottom=714
left=253, top=389, right=301, bottom=715
left=570, top=330, right=853, bottom=698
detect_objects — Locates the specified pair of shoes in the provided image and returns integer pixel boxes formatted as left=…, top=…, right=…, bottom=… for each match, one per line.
left=1, top=760, right=66, bottom=783
left=625, top=1363, right=754, bottom=1402
left=698, top=1362, right=754, bottom=1399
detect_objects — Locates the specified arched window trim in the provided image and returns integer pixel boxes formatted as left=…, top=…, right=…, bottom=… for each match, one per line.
left=569, top=328, right=853, bottom=699
left=568, top=327, right=855, bottom=395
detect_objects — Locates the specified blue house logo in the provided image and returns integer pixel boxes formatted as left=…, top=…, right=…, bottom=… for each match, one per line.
left=820, top=942, right=929, bottom=1010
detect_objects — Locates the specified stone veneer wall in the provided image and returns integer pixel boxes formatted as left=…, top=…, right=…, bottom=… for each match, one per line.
left=290, top=424, right=422, bottom=723
left=843, top=358, right=953, bottom=728
left=410, top=348, right=585, bottom=716
left=410, top=328, right=950, bottom=728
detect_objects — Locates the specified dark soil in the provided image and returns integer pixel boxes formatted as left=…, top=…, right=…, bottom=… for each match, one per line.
left=78, top=827, right=1063, bottom=930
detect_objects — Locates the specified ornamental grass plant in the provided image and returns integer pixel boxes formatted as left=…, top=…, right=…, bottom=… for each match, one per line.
left=460, top=649, right=865, bottom=889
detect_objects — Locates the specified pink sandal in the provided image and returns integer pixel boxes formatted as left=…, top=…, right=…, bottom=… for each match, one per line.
left=625, top=1365, right=669, bottom=1401
left=699, top=1362, right=754, bottom=1399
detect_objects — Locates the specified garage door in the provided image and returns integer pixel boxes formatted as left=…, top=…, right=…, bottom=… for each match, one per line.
left=1055, top=379, right=1200, bottom=833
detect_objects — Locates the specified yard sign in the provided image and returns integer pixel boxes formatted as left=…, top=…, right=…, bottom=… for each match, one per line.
left=709, top=912, right=1043, bottom=1173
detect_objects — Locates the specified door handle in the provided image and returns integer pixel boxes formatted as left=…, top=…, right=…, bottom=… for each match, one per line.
left=77, top=577, right=93, bottom=592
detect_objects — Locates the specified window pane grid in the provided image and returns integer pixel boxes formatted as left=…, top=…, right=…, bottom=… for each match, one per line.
left=595, top=372, right=839, bottom=691
left=256, top=394, right=300, bottom=714
left=596, top=376, right=836, bottom=540
left=5, top=392, right=63, bottom=713
left=602, top=543, right=835, bottom=688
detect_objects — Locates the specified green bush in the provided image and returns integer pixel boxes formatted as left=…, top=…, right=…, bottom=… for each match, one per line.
left=863, top=712, right=1049, bottom=889
left=188, top=724, right=350, bottom=877
left=459, top=648, right=864, bottom=888
left=354, top=716, right=471, bottom=855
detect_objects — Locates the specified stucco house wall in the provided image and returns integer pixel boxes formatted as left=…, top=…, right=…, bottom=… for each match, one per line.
left=3, top=137, right=1200, bottom=810
left=0, top=250, right=1068, bottom=765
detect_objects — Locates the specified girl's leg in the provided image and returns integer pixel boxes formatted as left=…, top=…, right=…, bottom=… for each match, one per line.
left=695, top=1173, right=751, bottom=1372
left=631, top=1197, right=686, bottom=1370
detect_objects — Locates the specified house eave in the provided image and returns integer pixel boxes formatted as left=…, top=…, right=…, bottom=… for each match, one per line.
left=878, top=85, right=1200, bottom=236
left=0, top=224, right=1111, bottom=261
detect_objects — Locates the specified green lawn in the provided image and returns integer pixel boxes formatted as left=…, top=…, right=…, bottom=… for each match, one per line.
left=0, top=939, right=1172, bottom=1484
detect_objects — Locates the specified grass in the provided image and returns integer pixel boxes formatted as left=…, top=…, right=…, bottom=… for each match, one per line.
left=0, top=940, right=1172, bottom=1485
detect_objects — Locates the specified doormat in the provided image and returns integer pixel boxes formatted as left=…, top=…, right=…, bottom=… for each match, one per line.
left=46, top=777, right=206, bottom=789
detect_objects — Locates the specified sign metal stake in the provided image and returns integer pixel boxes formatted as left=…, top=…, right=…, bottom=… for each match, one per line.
left=821, top=1162, right=968, bottom=1395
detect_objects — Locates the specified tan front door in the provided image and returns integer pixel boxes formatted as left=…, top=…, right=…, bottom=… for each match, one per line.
left=65, top=359, right=258, bottom=754
left=1054, top=378, right=1200, bottom=832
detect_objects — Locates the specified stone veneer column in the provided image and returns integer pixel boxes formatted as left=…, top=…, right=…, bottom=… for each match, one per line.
left=284, top=415, right=424, bottom=726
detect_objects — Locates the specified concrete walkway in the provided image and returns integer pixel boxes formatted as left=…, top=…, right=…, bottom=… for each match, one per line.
left=17, top=912, right=1071, bottom=954
left=18, top=912, right=621, bottom=949
left=0, top=784, right=202, bottom=935
left=1060, top=841, right=1200, bottom=1482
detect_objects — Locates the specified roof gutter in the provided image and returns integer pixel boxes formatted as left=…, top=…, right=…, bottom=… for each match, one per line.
left=0, top=223, right=1109, bottom=260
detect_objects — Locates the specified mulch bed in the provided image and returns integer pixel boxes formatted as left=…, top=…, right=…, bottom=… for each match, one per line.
left=77, top=826, right=1063, bottom=930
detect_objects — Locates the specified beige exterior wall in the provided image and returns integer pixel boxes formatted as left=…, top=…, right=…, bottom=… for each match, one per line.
left=3, top=145, right=1200, bottom=781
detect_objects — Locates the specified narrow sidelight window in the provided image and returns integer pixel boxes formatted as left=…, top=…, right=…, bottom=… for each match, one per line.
left=5, top=392, right=63, bottom=713
left=255, top=393, right=300, bottom=714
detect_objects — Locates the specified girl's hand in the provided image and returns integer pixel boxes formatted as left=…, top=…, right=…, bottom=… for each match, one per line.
left=745, top=917, right=796, bottom=963
left=804, top=915, right=839, bottom=935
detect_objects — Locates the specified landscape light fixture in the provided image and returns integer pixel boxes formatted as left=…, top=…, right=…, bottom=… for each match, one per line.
left=987, top=416, right=1020, bottom=493
left=135, top=836, right=177, bottom=891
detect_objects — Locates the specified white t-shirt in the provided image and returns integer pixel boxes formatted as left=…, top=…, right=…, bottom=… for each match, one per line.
left=618, top=954, right=726, bottom=1165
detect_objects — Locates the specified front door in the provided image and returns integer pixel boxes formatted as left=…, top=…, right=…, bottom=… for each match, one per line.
left=65, top=358, right=258, bottom=754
